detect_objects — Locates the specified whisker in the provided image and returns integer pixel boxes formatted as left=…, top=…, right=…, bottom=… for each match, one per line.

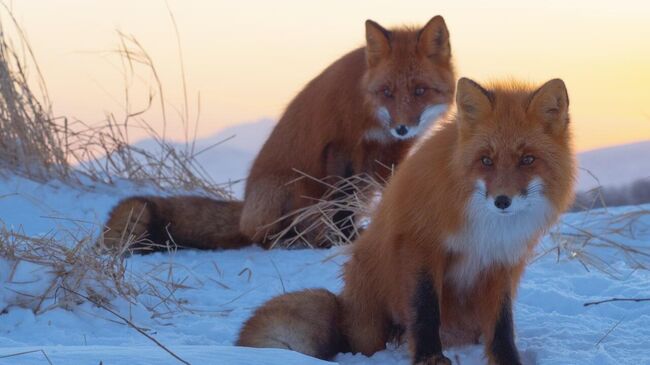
left=526, top=187, right=545, bottom=194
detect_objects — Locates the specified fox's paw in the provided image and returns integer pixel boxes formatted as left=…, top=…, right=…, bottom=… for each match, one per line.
left=414, top=354, right=452, bottom=365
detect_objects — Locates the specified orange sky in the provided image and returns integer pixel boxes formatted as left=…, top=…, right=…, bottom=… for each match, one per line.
left=4, top=0, right=650, bottom=151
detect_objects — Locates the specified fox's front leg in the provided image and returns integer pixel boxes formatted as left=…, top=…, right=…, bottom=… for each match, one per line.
left=481, top=292, right=522, bottom=365
left=323, top=142, right=358, bottom=242
left=409, top=271, right=451, bottom=365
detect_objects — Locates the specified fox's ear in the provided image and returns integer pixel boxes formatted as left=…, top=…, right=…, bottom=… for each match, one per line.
left=365, top=20, right=391, bottom=67
left=527, top=79, right=570, bottom=134
left=456, top=78, right=493, bottom=128
left=417, top=16, right=451, bottom=62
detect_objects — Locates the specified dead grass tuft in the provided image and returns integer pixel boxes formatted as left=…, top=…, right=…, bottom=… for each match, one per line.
left=266, top=171, right=386, bottom=249
left=543, top=207, right=650, bottom=278
left=0, top=5, right=231, bottom=198
left=0, top=217, right=201, bottom=317
left=0, top=221, right=133, bottom=314
left=0, top=6, right=68, bottom=181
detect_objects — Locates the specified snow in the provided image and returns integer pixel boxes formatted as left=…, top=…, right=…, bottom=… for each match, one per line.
left=0, top=346, right=334, bottom=365
left=1, top=158, right=650, bottom=364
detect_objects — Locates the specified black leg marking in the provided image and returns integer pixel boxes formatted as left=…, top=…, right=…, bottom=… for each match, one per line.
left=342, top=161, right=354, bottom=179
left=333, top=206, right=356, bottom=241
left=491, top=295, right=522, bottom=365
left=332, top=161, right=357, bottom=241
left=412, top=271, right=445, bottom=363
left=322, top=143, right=358, bottom=242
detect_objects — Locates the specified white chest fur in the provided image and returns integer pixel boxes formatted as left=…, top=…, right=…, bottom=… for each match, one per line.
left=443, top=179, right=553, bottom=292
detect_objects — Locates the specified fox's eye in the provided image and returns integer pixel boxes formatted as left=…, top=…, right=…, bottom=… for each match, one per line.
left=481, top=156, right=494, bottom=166
left=414, top=87, right=426, bottom=96
left=520, top=155, right=535, bottom=166
left=383, top=87, right=393, bottom=98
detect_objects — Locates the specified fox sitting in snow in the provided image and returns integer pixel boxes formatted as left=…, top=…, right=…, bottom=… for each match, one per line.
left=102, top=16, right=455, bottom=251
left=236, top=77, right=576, bottom=364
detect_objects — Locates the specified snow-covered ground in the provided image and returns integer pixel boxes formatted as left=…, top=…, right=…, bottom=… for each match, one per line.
left=1, top=170, right=649, bottom=365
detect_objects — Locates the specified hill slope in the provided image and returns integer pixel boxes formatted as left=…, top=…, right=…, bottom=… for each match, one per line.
left=577, top=140, right=650, bottom=191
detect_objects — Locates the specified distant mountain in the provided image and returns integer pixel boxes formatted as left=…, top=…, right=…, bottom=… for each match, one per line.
left=576, top=140, right=650, bottom=192
left=131, top=118, right=274, bottom=197
left=189, top=118, right=274, bottom=189
left=132, top=119, right=649, bottom=196
left=197, top=118, right=275, bottom=153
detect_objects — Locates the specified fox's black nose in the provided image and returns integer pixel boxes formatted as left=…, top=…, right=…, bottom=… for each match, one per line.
left=395, top=125, right=408, bottom=136
left=494, top=195, right=512, bottom=210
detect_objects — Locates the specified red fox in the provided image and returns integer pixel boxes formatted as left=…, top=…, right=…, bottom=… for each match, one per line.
left=237, top=78, right=576, bottom=364
left=103, top=16, right=455, bottom=251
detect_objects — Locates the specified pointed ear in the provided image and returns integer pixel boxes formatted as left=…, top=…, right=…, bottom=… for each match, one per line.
left=417, top=16, right=451, bottom=62
left=365, top=20, right=391, bottom=67
left=527, top=79, right=569, bottom=134
left=456, top=78, right=494, bottom=128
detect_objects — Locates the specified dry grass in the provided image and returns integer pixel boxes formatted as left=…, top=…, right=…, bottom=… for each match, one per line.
left=0, top=222, right=133, bottom=314
left=0, top=5, right=231, bottom=198
left=266, top=171, right=386, bottom=249
left=543, top=207, right=650, bottom=279
left=0, top=5, right=227, bottom=316
left=0, top=217, right=201, bottom=318
left=0, top=7, right=68, bottom=181
left=0, top=215, right=195, bottom=363
left=535, top=169, right=650, bottom=278
left=64, top=29, right=232, bottom=197
left=572, top=178, right=650, bottom=211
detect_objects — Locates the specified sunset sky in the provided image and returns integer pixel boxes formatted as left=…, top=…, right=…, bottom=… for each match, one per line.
left=4, top=0, right=650, bottom=151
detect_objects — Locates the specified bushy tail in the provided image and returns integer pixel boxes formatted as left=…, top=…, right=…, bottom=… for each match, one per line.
left=237, top=289, right=348, bottom=360
left=100, top=195, right=251, bottom=253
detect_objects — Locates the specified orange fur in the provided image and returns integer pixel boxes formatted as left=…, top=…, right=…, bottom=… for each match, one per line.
left=239, top=16, right=455, bottom=247
left=237, top=78, right=576, bottom=364
left=236, top=289, right=348, bottom=358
